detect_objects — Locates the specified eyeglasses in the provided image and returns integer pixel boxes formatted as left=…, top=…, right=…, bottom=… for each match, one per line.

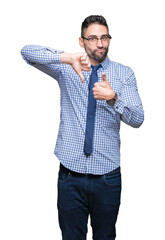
left=82, top=34, right=112, bottom=44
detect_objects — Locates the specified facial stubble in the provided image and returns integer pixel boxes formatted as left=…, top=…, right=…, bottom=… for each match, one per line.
left=84, top=45, right=109, bottom=64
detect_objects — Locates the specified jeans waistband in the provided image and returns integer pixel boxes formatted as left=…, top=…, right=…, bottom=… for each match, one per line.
left=60, top=163, right=120, bottom=177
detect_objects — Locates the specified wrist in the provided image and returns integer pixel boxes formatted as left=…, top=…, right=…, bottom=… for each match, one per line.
left=106, top=92, right=118, bottom=106
left=61, top=52, right=72, bottom=65
left=106, top=91, right=115, bottom=101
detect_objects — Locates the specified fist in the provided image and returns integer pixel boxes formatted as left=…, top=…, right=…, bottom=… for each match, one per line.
left=61, top=52, right=91, bottom=83
left=92, top=73, right=115, bottom=100
left=71, top=53, right=91, bottom=83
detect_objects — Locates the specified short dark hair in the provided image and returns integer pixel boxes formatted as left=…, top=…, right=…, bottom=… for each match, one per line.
left=81, top=15, right=109, bottom=37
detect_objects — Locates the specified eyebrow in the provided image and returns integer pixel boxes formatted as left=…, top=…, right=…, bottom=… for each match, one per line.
left=88, top=34, right=109, bottom=38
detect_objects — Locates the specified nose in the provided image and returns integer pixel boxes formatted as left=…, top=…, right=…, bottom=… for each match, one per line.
left=97, top=38, right=103, bottom=48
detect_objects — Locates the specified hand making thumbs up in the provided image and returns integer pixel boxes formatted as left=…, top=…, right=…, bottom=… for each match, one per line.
left=92, top=73, right=116, bottom=100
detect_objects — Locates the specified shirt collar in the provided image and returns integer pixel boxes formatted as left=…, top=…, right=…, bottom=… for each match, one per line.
left=100, top=56, right=110, bottom=70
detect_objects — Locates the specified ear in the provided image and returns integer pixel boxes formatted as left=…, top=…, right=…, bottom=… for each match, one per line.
left=79, top=37, right=84, bottom=48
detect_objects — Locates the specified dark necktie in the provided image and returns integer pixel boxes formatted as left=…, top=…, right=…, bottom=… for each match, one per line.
left=84, top=64, right=102, bottom=156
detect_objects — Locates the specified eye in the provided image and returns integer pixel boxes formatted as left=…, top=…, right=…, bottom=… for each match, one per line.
left=101, top=36, right=108, bottom=41
left=89, top=37, right=97, bottom=42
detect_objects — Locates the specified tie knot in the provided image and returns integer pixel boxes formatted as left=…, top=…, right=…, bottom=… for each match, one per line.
left=91, top=64, right=102, bottom=72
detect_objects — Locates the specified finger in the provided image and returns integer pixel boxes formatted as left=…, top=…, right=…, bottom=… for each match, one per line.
left=81, top=62, right=91, bottom=68
left=92, top=87, right=97, bottom=92
left=93, top=94, right=100, bottom=100
left=93, top=83, right=103, bottom=91
left=80, top=53, right=88, bottom=61
left=81, top=64, right=91, bottom=70
left=94, top=82, right=105, bottom=87
left=81, top=63, right=91, bottom=72
left=81, top=56, right=87, bottom=62
left=81, top=60, right=90, bottom=67
left=81, top=67, right=91, bottom=72
left=92, top=88, right=100, bottom=95
left=93, top=93, right=104, bottom=100
left=81, top=58, right=91, bottom=68
left=94, top=82, right=99, bottom=87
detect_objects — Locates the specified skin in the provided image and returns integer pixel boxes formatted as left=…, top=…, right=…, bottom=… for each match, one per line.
left=61, top=23, right=117, bottom=101
left=79, top=24, right=110, bottom=66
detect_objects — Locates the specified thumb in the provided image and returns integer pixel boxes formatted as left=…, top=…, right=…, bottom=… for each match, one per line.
left=102, top=73, right=108, bottom=82
left=79, top=71, right=85, bottom=83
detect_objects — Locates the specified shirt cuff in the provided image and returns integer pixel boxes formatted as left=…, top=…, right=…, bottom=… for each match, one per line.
left=45, top=47, right=64, bottom=65
left=114, top=97, right=125, bottom=114
left=114, top=97, right=132, bottom=123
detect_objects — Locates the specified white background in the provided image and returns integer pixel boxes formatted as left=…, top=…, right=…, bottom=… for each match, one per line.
left=1, top=0, right=165, bottom=239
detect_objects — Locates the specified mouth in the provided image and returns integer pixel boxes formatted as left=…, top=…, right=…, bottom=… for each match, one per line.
left=95, top=49, right=105, bottom=54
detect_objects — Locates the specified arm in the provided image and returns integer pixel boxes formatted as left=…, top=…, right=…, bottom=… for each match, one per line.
left=21, top=45, right=63, bottom=80
left=21, top=45, right=91, bottom=82
left=93, top=68, right=144, bottom=128
left=114, top=67, right=144, bottom=128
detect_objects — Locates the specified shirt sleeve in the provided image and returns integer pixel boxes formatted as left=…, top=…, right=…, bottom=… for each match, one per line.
left=21, top=45, right=64, bottom=81
left=114, top=67, right=144, bottom=128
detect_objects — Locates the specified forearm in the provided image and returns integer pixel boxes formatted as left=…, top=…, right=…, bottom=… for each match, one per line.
left=21, top=45, right=63, bottom=65
left=114, top=98, right=144, bottom=128
left=114, top=66, right=144, bottom=128
left=21, top=46, right=90, bottom=82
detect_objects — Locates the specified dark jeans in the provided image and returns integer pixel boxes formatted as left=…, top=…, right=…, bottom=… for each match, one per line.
left=57, top=164, right=122, bottom=240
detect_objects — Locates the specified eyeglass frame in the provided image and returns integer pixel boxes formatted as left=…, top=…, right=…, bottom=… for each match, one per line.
left=82, top=34, right=112, bottom=43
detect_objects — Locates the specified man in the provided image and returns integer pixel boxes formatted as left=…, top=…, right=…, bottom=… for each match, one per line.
left=21, top=15, right=144, bottom=240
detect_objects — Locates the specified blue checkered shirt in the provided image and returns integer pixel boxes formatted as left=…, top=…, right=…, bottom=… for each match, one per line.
left=21, top=45, right=144, bottom=175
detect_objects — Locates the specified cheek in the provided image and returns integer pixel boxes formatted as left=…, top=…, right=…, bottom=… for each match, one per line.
left=84, top=44, right=95, bottom=54
left=86, top=47, right=92, bottom=55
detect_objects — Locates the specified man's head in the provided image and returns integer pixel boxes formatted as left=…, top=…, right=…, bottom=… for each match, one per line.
left=79, top=15, right=111, bottom=65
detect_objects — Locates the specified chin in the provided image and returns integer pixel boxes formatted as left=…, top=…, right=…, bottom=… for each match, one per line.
left=95, top=55, right=106, bottom=63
